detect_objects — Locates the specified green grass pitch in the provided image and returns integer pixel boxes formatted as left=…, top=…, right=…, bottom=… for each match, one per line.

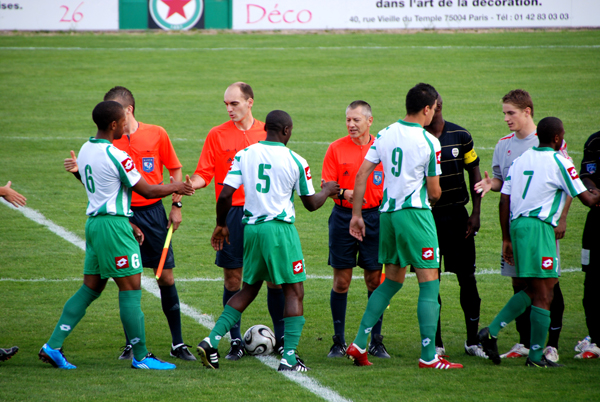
left=0, top=29, right=599, bottom=401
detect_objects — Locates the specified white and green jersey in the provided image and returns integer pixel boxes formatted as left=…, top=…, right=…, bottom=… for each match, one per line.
left=224, top=141, right=315, bottom=225
left=366, top=120, right=441, bottom=212
left=501, top=147, right=587, bottom=226
left=78, top=137, right=141, bottom=217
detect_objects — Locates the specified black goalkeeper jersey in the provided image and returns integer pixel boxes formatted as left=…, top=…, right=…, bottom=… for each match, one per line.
left=432, top=121, right=480, bottom=209
left=581, top=131, right=600, bottom=185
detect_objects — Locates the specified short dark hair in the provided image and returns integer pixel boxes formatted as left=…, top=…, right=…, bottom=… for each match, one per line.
left=104, top=86, right=135, bottom=115
left=537, top=117, right=563, bottom=144
left=92, top=101, right=124, bottom=131
left=265, top=110, right=292, bottom=133
left=230, top=82, right=254, bottom=101
left=347, top=100, right=372, bottom=118
left=502, top=89, right=534, bottom=117
left=405, top=83, right=438, bottom=115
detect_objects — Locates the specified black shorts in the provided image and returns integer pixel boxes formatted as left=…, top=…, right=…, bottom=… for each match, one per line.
left=582, top=207, right=600, bottom=272
left=130, top=201, right=175, bottom=270
left=432, top=205, right=476, bottom=274
left=328, top=204, right=382, bottom=271
left=216, top=206, right=244, bottom=269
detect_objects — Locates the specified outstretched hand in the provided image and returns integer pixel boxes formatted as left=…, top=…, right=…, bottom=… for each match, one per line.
left=174, top=175, right=195, bottom=196
left=1, top=181, right=27, bottom=208
left=322, top=180, right=340, bottom=197
left=474, top=171, right=493, bottom=198
left=64, top=150, right=78, bottom=173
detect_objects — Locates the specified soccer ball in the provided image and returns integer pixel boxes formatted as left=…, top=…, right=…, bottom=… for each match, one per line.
left=243, top=324, right=276, bottom=356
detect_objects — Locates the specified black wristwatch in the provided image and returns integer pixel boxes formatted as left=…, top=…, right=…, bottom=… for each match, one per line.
left=172, top=201, right=182, bottom=208
left=338, top=189, right=346, bottom=200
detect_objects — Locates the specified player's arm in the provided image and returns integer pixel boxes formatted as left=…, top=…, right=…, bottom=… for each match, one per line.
left=426, top=176, right=441, bottom=205
left=474, top=171, right=503, bottom=197
left=466, top=165, right=482, bottom=238
left=132, top=174, right=194, bottom=199
left=190, top=174, right=207, bottom=190
left=0, top=181, right=27, bottom=208
left=211, top=184, right=235, bottom=251
left=578, top=187, right=600, bottom=208
left=168, top=167, right=183, bottom=231
left=554, top=196, right=572, bottom=240
left=64, top=150, right=83, bottom=183
left=499, top=193, right=514, bottom=265
left=349, top=160, right=377, bottom=241
left=300, top=180, right=340, bottom=212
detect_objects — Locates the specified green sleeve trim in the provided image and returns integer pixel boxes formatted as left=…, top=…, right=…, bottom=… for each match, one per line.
left=423, top=132, right=437, bottom=176
left=553, top=154, right=578, bottom=196
left=289, top=150, right=310, bottom=196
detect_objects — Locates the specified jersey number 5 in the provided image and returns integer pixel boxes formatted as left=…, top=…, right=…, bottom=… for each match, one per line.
left=84, top=165, right=95, bottom=194
left=522, top=170, right=534, bottom=199
left=256, top=164, right=271, bottom=194
left=391, top=147, right=403, bottom=177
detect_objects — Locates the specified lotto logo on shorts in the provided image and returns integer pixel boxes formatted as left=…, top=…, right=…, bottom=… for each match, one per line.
left=292, top=260, right=304, bottom=274
left=541, top=257, right=554, bottom=270
left=304, top=166, right=312, bottom=180
left=436, top=151, right=441, bottom=164
left=567, top=167, right=579, bottom=180
left=121, top=157, right=134, bottom=173
left=422, top=248, right=434, bottom=260
left=115, top=256, right=130, bottom=269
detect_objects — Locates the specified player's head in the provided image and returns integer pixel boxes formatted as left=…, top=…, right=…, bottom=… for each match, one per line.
left=346, top=100, right=373, bottom=140
left=425, top=92, right=443, bottom=129
left=502, top=89, right=534, bottom=132
left=405, top=83, right=438, bottom=125
left=104, top=86, right=136, bottom=117
left=93, top=101, right=126, bottom=139
left=537, top=117, right=564, bottom=151
left=224, top=82, right=254, bottom=123
left=265, top=110, right=293, bottom=144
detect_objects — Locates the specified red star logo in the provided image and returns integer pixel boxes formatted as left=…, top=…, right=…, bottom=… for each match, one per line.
left=161, top=0, right=192, bottom=19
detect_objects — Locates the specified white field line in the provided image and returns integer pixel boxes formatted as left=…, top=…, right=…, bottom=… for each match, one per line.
left=1, top=45, right=599, bottom=52
left=0, top=198, right=351, bottom=402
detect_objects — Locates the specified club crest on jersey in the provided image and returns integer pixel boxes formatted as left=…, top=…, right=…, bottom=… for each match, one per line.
left=304, top=166, right=312, bottom=180
left=586, top=163, right=596, bottom=175
left=115, top=256, right=130, bottom=269
left=452, top=147, right=459, bottom=158
left=567, top=167, right=579, bottom=180
left=293, top=259, right=304, bottom=275
left=373, top=171, right=383, bottom=185
left=121, top=157, right=134, bottom=173
left=541, top=257, right=554, bottom=270
left=436, top=151, right=441, bottom=164
left=142, top=157, right=154, bottom=173
left=422, top=248, right=434, bottom=260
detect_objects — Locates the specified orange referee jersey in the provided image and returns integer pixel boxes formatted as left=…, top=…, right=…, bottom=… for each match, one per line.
left=194, top=119, right=266, bottom=207
left=113, top=122, right=182, bottom=207
left=322, top=135, right=383, bottom=209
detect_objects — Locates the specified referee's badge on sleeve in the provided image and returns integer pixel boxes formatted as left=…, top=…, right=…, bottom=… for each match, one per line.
left=586, top=163, right=596, bottom=174
left=143, top=157, right=154, bottom=173
left=373, top=171, right=383, bottom=185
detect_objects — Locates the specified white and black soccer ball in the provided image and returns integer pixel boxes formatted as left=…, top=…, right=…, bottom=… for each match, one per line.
left=243, top=324, right=276, bottom=356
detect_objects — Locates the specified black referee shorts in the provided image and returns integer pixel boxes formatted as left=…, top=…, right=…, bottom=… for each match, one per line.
left=432, top=205, right=476, bottom=274
left=130, top=200, right=175, bottom=270
left=328, top=204, right=382, bottom=271
left=582, top=207, right=600, bottom=272
left=215, top=206, right=244, bottom=269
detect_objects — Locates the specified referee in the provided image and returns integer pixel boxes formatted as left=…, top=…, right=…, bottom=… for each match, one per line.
left=424, top=93, right=486, bottom=358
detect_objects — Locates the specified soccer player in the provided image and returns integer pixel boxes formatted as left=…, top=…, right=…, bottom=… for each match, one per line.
left=346, top=83, right=463, bottom=369
left=322, top=100, right=387, bottom=358
left=423, top=93, right=486, bottom=358
left=0, top=347, right=18, bottom=361
left=478, top=117, right=600, bottom=368
left=575, top=129, right=600, bottom=359
left=196, top=110, right=339, bottom=372
left=40, top=101, right=194, bottom=370
left=64, top=86, right=196, bottom=361
left=0, top=181, right=26, bottom=207
left=190, top=82, right=285, bottom=360
left=475, top=89, right=570, bottom=363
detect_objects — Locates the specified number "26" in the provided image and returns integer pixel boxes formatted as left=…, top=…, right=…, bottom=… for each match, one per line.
left=60, top=2, right=84, bottom=23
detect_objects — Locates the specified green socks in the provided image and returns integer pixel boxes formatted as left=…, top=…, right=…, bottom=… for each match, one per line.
left=282, top=316, right=306, bottom=366
left=119, top=290, right=148, bottom=361
left=530, top=306, right=551, bottom=362
left=489, top=291, right=532, bottom=337
left=417, top=280, right=440, bottom=362
left=209, top=305, right=242, bottom=348
left=354, top=279, right=403, bottom=349
left=48, top=285, right=100, bottom=349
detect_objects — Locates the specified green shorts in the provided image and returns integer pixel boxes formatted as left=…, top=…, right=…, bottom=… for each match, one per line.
left=511, top=217, right=558, bottom=279
left=379, top=208, right=439, bottom=269
left=243, top=221, right=306, bottom=285
left=84, top=215, right=144, bottom=279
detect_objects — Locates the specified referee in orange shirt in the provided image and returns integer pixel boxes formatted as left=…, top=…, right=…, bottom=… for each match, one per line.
left=190, top=82, right=285, bottom=360
left=322, top=101, right=388, bottom=359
